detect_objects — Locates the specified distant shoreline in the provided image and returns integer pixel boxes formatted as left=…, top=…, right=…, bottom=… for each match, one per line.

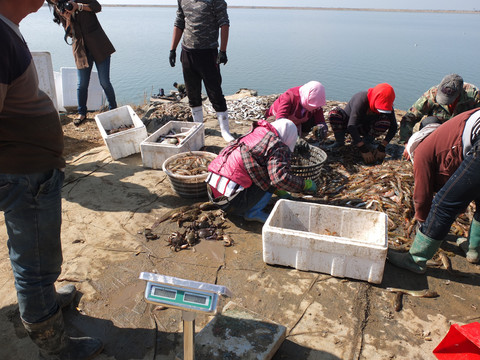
left=100, top=5, right=479, bottom=14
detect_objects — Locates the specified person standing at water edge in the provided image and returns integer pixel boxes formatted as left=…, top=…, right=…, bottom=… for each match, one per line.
left=169, top=0, right=235, bottom=143
left=265, top=81, right=328, bottom=139
left=47, top=0, right=117, bottom=126
left=0, top=0, right=102, bottom=358
left=388, top=109, right=480, bottom=273
left=399, top=74, right=480, bottom=143
left=327, top=83, right=397, bottom=164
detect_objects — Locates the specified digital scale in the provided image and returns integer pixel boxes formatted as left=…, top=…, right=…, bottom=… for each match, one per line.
left=139, top=272, right=232, bottom=360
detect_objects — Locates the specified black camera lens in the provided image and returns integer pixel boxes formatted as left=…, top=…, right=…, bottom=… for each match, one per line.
left=64, top=2, right=74, bottom=11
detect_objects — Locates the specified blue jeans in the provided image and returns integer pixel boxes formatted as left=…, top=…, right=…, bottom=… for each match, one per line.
left=77, top=51, right=117, bottom=116
left=421, top=143, right=480, bottom=240
left=0, top=169, right=64, bottom=323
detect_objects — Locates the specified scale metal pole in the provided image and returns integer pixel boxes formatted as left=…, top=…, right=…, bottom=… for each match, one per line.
left=182, top=311, right=196, bottom=360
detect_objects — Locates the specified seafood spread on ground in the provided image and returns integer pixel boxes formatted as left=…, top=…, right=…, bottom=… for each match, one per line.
left=140, top=202, right=233, bottom=251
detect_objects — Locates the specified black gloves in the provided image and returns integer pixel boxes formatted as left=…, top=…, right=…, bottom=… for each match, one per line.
left=169, top=50, right=176, bottom=67
left=294, top=138, right=309, bottom=155
left=217, top=51, right=228, bottom=65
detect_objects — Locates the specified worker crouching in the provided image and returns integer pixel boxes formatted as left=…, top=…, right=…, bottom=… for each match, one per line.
left=206, top=119, right=317, bottom=223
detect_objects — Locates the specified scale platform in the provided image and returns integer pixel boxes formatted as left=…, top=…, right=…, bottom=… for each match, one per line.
left=176, top=301, right=286, bottom=360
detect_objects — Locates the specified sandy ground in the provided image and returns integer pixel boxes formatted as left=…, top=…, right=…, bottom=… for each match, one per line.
left=0, top=98, right=479, bottom=360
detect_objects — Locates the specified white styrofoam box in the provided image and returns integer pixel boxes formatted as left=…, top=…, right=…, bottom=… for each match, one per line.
left=60, top=67, right=106, bottom=111
left=94, top=105, right=148, bottom=160
left=31, top=52, right=58, bottom=111
left=140, top=121, right=205, bottom=169
left=53, top=71, right=66, bottom=112
left=262, top=200, right=388, bottom=284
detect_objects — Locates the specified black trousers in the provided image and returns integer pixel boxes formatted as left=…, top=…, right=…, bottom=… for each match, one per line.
left=180, top=48, right=227, bottom=112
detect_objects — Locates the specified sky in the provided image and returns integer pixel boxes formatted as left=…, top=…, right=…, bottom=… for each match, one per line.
left=95, top=0, right=479, bottom=11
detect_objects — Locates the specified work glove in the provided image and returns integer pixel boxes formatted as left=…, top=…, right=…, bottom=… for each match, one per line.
left=169, top=50, right=176, bottom=67
left=303, top=179, right=317, bottom=193
left=217, top=51, right=228, bottom=65
left=399, top=119, right=414, bottom=144
left=294, top=138, right=309, bottom=155
left=274, top=189, right=293, bottom=200
left=312, top=123, right=328, bottom=141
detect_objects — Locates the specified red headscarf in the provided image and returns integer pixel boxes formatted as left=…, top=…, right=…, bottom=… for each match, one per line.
left=367, top=83, right=395, bottom=113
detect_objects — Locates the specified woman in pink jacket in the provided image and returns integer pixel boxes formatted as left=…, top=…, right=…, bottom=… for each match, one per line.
left=207, top=119, right=317, bottom=222
left=265, top=81, right=328, bottom=140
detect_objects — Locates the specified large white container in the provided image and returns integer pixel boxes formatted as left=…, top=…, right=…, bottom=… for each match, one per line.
left=95, top=105, right=147, bottom=160
left=140, top=121, right=205, bottom=169
left=60, top=67, right=105, bottom=111
left=31, top=52, right=58, bottom=111
left=262, top=200, right=388, bottom=284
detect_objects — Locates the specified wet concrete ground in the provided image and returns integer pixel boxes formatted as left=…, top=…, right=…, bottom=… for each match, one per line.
left=0, top=115, right=479, bottom=360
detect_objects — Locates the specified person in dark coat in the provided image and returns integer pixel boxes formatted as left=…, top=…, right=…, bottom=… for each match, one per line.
left=47, top=0, right=117, bottom=126
left=327, top=83, right=397, bottom=164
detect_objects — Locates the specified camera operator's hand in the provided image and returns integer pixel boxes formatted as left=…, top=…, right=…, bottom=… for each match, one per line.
left=217, top=51, right=228, bottom=65
left=169, top=50, right=176, bottom=67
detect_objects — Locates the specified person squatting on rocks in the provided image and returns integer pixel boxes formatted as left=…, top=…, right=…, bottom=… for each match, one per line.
left=46, top=0, right=117, bottom=127
left=327, top=83, right=397, bottom=164
left=398, top=74, right=480, bottom=144
left=388, top=108, right=480, bottom=273
left=265, top=81, right=328, bottom=141
left=169, top=0, right=235, bottom=142
left=0, top=0, right=103, bottom=359
left=206, top=119, right=318, bottom=223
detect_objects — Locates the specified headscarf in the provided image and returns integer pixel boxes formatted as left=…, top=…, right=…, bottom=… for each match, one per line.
left=299, top=81, right=326, bottom=111
left=272, top=118, right=298, bottom=152
left=367, top=83, right=395, bottom=113
left=405, top=123, right=441, bottom=163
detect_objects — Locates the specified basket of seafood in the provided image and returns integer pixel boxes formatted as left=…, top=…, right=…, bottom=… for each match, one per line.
left=290, top=145, right=327, bottom=182
left=162, top=151, right=217, bottom=198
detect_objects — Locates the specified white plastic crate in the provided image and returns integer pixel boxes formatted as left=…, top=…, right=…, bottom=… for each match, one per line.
left=262, top=200, right=388, bottom=284
left=95, top=105, right=148, bottom=160
left=140, top=121, right=205, bottom=169
left=60, top=67, right=105, bottom=111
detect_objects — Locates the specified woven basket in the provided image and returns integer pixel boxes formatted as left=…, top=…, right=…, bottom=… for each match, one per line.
left=162, top=151, right=217, bottom=199
left=290, top=145, right=327, bottom=182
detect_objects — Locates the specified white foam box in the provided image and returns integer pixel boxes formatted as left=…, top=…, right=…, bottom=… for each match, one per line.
left=60, top=67, right=105, bottom=111
left=31, top=52, right=58, bottom=111
left=94, top=105, right=148, bottom=160
left=140, top=121, right=205, bottom=169
left=262, top=200, right=388, bottom=284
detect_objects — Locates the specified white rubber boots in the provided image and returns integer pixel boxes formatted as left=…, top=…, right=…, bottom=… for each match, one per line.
left=216, top=111, right=235, bottom=142
left=190, top=107, right=234, bottom=142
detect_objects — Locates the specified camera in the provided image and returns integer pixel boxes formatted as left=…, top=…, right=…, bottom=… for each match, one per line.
left=57, top=0, right=74, bottom=13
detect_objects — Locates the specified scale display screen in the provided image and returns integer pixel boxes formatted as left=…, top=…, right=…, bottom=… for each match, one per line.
left=153, top=287, right=176, bottom=299
left=184, top=293, right=208, bottom=305
left=146, top=283, right=215, bottom=313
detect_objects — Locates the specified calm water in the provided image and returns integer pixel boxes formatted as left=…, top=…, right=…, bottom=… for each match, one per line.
left=21, top=6, right=480, bottom=111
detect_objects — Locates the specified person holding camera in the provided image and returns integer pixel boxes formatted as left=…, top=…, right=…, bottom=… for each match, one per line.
left=0, top=0, right=102, bottom=359
left=169, top=0, right=235, bottom=143
left=47, top=0, right=117, bottom=126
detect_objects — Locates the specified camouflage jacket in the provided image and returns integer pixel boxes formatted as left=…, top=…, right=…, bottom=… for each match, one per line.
left=402, top=83, right=480, bottom=125
left=174, top=0, right=229, bottom=50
